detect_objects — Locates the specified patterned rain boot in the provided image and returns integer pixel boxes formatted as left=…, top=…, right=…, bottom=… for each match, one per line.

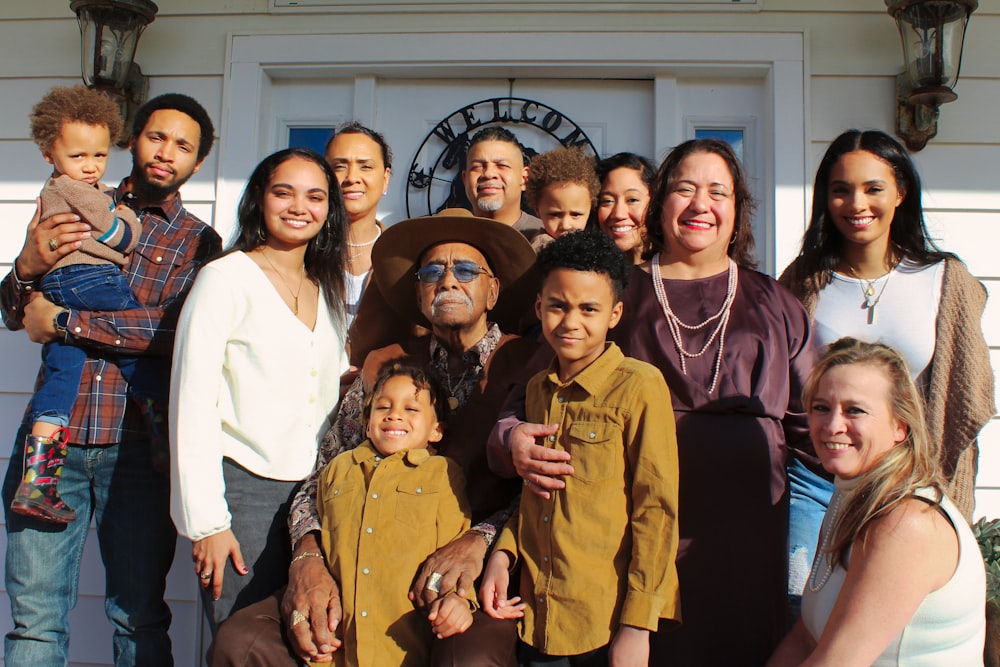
left=10, top=427, right=76, bottom=524
left=137, top=397, right=170, bottom=474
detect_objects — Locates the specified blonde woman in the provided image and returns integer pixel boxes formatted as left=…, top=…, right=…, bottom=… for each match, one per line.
left=768, top=338, right=985, bottom=666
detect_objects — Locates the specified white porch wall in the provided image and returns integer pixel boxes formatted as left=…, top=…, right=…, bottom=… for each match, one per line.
left=0, top=2, right=997, bottom=665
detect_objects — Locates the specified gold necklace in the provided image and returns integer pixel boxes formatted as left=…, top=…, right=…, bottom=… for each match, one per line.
left=846, top=256, right=899, bottom=325
left=259, top=248, right=305, bottom=315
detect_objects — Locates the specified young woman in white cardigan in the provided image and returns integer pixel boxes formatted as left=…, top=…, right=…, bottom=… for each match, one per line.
left=170, top=147, right=349, bottom=631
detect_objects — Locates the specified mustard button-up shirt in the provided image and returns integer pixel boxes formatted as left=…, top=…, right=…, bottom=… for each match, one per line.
left=495, top=343, right=681, bottom=655
left=318, top=442, right=473, bottom=667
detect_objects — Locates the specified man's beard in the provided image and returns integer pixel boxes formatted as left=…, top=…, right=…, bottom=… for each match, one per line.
left=130, top=155, right=193, bottom=202
left=475, top=196, right=503, bottom=213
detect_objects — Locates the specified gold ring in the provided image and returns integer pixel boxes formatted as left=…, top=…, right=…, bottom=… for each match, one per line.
left=291, top=609, right=308, bottom=626
left=48, top=238, right=60, bottom=252
left=425, top=571, right=444, bottom=593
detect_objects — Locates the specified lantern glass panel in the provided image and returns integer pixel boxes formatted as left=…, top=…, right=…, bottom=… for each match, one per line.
left=895, top=1, right=970, bottom=91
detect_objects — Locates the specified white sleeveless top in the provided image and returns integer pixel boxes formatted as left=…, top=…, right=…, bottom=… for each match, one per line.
left=802, top=481, right=986, bottom=666
left=812, top=259, right=944, bottom=378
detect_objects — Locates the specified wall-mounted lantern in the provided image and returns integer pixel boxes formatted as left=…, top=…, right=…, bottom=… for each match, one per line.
left=885, top=0, right=977, bottom=151
left=70, top=0, right=158, bottom=145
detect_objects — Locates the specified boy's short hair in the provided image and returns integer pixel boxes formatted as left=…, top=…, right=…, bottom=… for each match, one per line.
left=536, top=230, right=630, bottom=300
left=525, top=146, right=600, bottom=210
left=325, top=121, right=393, bottom=169
left=130, top=93, right=215, bottom=162
left=30, top=85, right=123, bottom=152
left=363, top=360, right=451, bottom=426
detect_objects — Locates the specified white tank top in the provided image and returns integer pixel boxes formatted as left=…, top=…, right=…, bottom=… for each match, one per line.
left=812, top=259, right=944, bottom=379
left=802, top=483, right=986, bottom=666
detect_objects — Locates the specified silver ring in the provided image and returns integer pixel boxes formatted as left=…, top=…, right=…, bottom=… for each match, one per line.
left=48, top=238, right=60, bottom=252
left=425, top=571, right=444, bottom=593
left=290, top=609, right=308, bottom=626
left=199, top=572, right=212, bottom=580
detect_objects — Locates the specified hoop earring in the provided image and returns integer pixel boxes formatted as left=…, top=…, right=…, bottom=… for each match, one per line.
left=313, top=223, right=331, bottom=252
left=257, top=226, right=267, bottom=242
left=729, top=229, right=738, bottom=246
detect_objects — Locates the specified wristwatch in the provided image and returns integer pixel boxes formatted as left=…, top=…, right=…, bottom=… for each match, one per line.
left=53, top=309, right=70, bottom=336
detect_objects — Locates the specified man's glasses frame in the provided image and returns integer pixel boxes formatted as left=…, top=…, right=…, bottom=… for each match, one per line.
left=415, top=261, right=493, bottom=284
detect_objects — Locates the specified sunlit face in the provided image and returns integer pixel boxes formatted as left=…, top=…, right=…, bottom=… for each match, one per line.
left=463, top=140, right=527, bottom=219
left=597, top=167, right=649, bottom=257
left=416, top=242, right=499, bottom=331
left=536, top=182, right=592, bottom=240
left=809, top=363, right=907, bottom=480
left=536, top=268, right=622, bottom=382
left=366, top=374, right=443, bottom=457
left=260, top=157, right=329, bottom=251
left=325, top=132, right=390, bottom=224
left=43, top=122, right=111, bottom=186
left=827, top=150, right=905, bottom=254
left=130, top=108, right=204, bottom=200
left=659, top=151, right=736, bottom=262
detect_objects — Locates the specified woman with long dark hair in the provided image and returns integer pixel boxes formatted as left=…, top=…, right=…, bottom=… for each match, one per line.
left=595, top=151, right=655, bottom=264
left=170, top=147, right=349, bottom=631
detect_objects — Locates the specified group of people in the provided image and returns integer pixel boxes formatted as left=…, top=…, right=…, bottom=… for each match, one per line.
left=1, top=83, right=993, bottom=667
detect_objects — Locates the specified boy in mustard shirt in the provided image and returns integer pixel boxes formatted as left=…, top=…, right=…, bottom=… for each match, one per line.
left=315, top=362, right=475, bottom=666
left=480, top=231, right=681, bottom=665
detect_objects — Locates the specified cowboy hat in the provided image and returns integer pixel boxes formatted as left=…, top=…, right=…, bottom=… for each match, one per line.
left=368, top=208, right=537, bottom=330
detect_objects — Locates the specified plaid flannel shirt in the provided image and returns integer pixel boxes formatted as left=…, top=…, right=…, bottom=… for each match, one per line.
left=1, top=180, right=221, bottom=445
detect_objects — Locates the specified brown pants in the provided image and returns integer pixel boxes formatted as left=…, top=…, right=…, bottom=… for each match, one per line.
left=209, top=589, right=517, bottom=666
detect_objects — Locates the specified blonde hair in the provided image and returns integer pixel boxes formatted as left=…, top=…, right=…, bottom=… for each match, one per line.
left=803, top=337, right=944, bottom=567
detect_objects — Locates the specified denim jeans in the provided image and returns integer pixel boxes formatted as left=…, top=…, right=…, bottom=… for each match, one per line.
left=202, top=458, right=299, bottom=633
left=30, top=264, right=166, bottom=428
left=786, top=454, right=834, bottom=624
left=3, top=423, right=177, bottom=666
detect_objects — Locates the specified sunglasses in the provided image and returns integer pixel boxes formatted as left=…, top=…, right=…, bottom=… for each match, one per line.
left=415, top=261, right=492, bottom=284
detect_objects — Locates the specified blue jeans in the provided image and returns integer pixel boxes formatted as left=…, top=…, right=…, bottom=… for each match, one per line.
left=3, top=423, right=177, bottom=666
left=30, top=264, right=166, bottom=428
left=786, top=454, right=834, bottom=624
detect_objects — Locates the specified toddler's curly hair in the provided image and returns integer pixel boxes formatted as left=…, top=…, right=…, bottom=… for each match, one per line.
left=30, top=85, right=123, bottom=152
left=525, top=146, right=599, bottom=209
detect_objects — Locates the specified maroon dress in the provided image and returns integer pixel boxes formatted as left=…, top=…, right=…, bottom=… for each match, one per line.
left=609, top=265, right=816, bottom=667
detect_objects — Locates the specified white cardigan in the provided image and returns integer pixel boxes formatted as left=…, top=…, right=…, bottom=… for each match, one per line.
left=169, top=251, right=347, bottom=541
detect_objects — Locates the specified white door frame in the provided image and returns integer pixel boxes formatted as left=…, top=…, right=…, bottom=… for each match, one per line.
left=218, top=30, right=808, bottom=273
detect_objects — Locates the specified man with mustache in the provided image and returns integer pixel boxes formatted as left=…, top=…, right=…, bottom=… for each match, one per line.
left=462, top=126, right=544, bottom=244
left=210, top=209, right=542, bottom=667
left=1, top=93, right=221, bottom=666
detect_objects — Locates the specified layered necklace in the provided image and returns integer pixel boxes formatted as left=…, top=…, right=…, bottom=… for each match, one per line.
left=846, top=254, right=899, bottom=325
left=650, top=254, right=738, bottom=394
left=346, top=226, right=381, bottom=268
left=259, top=248, right=306, bottom=316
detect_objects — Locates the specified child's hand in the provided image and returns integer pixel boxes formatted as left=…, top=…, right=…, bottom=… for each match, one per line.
left=479, top=550, right=519, bottom=620
left=427, top=592, right=473, bottom=638
left=609, top=625, right=650, bottom=667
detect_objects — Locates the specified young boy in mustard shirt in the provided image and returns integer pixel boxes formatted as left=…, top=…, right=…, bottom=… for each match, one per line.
left=315, top=362, right=475, bottom=666
left=480, top=231, right=681, bottom=665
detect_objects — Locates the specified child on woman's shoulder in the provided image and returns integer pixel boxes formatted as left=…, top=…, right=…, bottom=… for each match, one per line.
left=314, top=362, right=475, bottom=666
left=525, top=146, right=599, bottom=252
left=480, top=230, right=681, bottom=665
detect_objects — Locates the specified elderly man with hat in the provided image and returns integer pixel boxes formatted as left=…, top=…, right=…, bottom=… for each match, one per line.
left=209, top=209, right=541, bottom=667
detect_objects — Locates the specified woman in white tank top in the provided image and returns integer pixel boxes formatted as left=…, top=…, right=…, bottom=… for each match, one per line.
left=768, top=338, right=985, bottom=666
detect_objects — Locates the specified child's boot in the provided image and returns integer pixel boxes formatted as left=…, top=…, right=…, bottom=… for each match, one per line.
left=10, top=427, right=76, bottom=524
left=137, top=397, right=169, bottom=474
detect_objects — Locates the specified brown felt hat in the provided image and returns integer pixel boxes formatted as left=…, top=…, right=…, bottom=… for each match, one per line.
left=367, top=208, right=538, bottom=331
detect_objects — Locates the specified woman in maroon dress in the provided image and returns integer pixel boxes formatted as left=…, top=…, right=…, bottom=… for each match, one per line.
left=605, top=139, right=816, bottom=665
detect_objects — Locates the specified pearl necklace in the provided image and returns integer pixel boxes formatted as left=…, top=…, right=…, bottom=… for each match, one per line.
left=807, top=488, right=846, bottom=592
left=347, top=227, right=381, bottom=267
left=650, top=254, right=738, bottom=394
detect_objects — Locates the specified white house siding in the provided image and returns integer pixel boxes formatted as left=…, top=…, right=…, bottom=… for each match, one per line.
left=0, top=1, right=997, bottom=664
